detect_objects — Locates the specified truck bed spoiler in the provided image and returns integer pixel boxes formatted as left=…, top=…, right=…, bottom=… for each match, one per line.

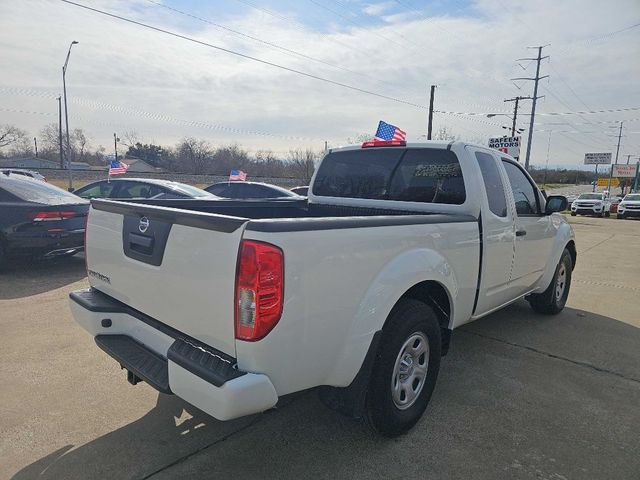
left=91, top=199, right=248, bottom=233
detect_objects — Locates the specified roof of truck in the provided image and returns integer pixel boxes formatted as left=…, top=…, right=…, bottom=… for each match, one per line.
left=328, top=140, right=455, bottom=153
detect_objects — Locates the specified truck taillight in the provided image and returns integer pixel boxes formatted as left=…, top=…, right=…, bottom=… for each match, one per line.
left=235, top=240, right=284, bottom=341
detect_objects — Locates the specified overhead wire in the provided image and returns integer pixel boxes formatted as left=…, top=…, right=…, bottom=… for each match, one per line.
left=58, top=0, right=430, bottom=111
left=144, top=0, right=397, bottom=89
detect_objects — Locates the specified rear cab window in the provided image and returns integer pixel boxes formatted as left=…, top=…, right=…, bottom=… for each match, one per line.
left=313, top=147, right=466, bottom=204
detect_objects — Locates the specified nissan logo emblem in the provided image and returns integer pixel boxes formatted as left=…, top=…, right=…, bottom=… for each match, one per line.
left=138, top=216, right=150, bottom=233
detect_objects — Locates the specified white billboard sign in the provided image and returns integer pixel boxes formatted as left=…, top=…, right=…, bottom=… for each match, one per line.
left=489, top=136, right=521, bottom=158
left=613, top=164, right=637, bottom=178
left=584, top=152, right=612, bottom=165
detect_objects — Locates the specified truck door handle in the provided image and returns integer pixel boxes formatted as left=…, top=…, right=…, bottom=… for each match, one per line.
left=516, top=229, right=527, bottom=237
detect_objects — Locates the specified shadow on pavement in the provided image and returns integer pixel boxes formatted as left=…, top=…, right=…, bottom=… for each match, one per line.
left=0, top=254, right=86, bottom=300
left=11, top=304, right=640, bottom=480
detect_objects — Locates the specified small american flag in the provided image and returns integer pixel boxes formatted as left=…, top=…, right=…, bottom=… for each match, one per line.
left=109, top=160, right=129, bottom=176
left=229, top=169, right=247, bottom=181
left=374, top=120, right=406, bottom=142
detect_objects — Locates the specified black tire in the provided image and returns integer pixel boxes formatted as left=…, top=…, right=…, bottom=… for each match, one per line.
left=605, top=211, right=610, bottom=217
left=597, top=211, right=604, bottom=218
left=366, top=299, right=441, bottom=437
left=528, top=248, right=573, bottom=315
left=570, top=211, right=576, bottom=216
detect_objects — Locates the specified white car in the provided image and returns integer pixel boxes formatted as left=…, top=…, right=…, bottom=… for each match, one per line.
left=570, top=193, right=611, bottom=217
left=69, top=141, right=575, bottom=436
left=616, top=193, right=640, bottom=219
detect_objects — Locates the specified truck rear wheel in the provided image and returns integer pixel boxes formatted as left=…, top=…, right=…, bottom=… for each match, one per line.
left=366, top=299, right=441, bottom=437
left=528, top=248, right=573, bottom=315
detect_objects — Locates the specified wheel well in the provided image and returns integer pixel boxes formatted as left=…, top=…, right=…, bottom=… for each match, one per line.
left=566, top=241, right=577, bottom=270
left=401, top=281, right=451, bottom=331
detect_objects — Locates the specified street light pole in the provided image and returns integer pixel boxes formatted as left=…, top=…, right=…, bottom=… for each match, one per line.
left=62, top=40, right=78, bottom=191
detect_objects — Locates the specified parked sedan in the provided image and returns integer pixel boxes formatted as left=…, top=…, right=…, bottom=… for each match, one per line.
left=1, top=168, right=47, bottom=182
left=73, top=178, right=216, bottom=200
left=0, top=173, right=89, bottom=268
left=205, top=181, right=301, bottom=199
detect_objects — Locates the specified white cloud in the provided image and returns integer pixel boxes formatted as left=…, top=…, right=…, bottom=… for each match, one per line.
left=0, top=0, right=639, bottom=165
left=363, top=2, right=395, bottom=17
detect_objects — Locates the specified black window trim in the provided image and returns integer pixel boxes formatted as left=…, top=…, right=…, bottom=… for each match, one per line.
left=501, top=158, right=543, bottom=217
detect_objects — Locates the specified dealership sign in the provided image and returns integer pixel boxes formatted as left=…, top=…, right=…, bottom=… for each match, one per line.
left=613, top=164, right=638, bottom=178
left=489, top=136, right=521, bottom=158
left=597, top=178, right=619, bottom=187
left=584, top=152, right=612, bottom=165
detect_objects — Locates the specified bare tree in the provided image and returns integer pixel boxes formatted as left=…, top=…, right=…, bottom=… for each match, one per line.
left=0, top=124, right=28, bottom=150
left=346, top=133, right=373, bottom=144
left=176, top=137, right=213, bottom=174
left=38, top=123, right=89, bottom=162
left=434, top=126, right=457, bottom=142
left=287, top=149, right=318, bottom=184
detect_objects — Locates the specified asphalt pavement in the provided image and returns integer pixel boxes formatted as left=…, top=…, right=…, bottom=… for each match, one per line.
left=1, top=216, right=639, bottom=480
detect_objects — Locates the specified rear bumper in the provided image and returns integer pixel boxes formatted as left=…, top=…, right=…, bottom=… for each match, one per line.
left=69, top=288, right=278, bottom=421
left=7, top=230, right=84, bottom=258
left=571, top=206, right=604, bottom=215
left=618, top=210, right=640, bottom=217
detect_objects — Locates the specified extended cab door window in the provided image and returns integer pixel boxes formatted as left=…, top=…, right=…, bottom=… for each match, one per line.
left=501, top=160, right=540, bottom=215
left=501, top=159, right=554, bottom=291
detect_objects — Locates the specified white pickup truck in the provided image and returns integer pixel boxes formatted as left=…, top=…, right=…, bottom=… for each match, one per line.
left=70, top=141, right=575, bottom=436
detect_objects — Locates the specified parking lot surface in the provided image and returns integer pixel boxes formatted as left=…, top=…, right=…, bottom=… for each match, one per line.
left=1, top=216, right=639, bottom=479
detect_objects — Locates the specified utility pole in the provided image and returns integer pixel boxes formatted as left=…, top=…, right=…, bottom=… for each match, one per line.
left=427, top=85, right=436, bottom=140
left=503, top=96, right=531, bottom=137
left=114, top=133, right=119, bottom=162
left=512, top=45, right=549, bottom=170
left=57, top=96, right=64, bottom=169
left=607, top=121, right=624, bottom=195
left=33, top=137, right=38, bottom=158
left=324, top=140, right=328, bottom=151
left=62, top=40, right=79, bottom=191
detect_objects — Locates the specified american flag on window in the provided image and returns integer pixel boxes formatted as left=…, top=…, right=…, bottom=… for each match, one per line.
left=229, top=169, right=247, bottom=181
left=374, top=120, right=406, bottom=142
left=108, top=160, right=129, bottom=176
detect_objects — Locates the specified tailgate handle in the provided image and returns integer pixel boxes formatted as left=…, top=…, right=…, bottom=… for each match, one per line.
left=128, top=233, right=154, bottom=255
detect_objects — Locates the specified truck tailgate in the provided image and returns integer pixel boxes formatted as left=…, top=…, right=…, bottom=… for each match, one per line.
left=85, top=200, right=248, bottom=357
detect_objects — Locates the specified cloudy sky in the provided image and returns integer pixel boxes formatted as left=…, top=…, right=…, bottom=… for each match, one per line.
left=1, top=0, right=639, bottom=166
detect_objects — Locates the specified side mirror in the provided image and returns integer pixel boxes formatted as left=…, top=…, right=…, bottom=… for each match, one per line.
left=68, top=187, right=75, bottom=193
left=545, top=195, right=568, bottom=214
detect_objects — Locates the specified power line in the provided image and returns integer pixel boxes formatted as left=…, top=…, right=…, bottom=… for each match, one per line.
left=58, top=0, right=431, bottom=110
left=145, top=0, right=396, bottom=89
left=308, top=0, right=416, bottom=50
left=0, top=88, right=323, bottom=141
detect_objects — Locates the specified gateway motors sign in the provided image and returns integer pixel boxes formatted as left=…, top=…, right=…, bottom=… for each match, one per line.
left=612, top=164, right=637, bottom=178
left=489, top=136, right=521, bottom=158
